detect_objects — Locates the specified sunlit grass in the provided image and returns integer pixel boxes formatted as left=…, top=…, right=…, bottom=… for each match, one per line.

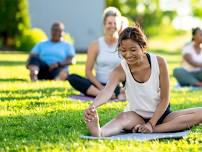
left=0, top=47, right=202, bottom=151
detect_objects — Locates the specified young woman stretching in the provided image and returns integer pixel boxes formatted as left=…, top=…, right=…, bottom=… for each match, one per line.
left=84, top=26, right=202, bottom=137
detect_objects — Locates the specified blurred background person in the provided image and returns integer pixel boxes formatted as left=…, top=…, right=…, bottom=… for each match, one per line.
left=68, top=7, right=125, bottom=100
left=26, top=22, right=76, bottom=81
left=173, top=27, right=202, bottom=87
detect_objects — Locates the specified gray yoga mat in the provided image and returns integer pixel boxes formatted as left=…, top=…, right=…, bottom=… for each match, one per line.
left=81, top=130, right=189, bottom=141
left=173, top=83, right=202, bottom=91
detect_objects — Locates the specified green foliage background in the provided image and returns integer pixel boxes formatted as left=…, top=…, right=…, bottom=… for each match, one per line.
left=0, top=0, right=30, bottom=47
left=106, top=0, right=201, bottom=37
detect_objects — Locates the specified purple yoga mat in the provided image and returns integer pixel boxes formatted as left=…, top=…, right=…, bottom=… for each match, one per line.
left=68, top=94, right=125, bottom=102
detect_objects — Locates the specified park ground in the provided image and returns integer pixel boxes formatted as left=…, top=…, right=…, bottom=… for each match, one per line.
left=0, top=35, right=202, bottom=151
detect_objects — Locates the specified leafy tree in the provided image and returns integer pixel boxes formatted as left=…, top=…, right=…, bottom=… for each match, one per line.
left=106, top=0, right=122, bottom=10
left=106, top=0, right=177, bottom=36
left=106, top=0, right=161, bottom=34
left=0, top=0, right=30, bottom=48
left=192, top=0, right=202, bottom=18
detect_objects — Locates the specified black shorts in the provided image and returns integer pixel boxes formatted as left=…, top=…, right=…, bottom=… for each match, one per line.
left=123, top=105, right=171, bottom=133
left=27, top=56, right=66, bottom=80
left=141, top=104, right=172, bottom=125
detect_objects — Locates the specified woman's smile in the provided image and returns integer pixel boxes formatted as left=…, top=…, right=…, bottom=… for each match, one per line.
left=126, top=56, right=137, bottom=62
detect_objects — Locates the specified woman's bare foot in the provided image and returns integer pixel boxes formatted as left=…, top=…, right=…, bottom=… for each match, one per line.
left=134, top=123, right=153, bottom=133
left=86, top=109, right=101, bottom=137
left=118, top=89, right=126, bottom=101
left=85, top=106, right=101, bottom=137
left=193, top=82, right=202, bottom=87
left=28, top=65, right=39, bottom=81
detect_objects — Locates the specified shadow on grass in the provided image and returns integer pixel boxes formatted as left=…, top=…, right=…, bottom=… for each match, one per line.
left=75, top=61, right=86, bottom=65
left=0, top=87, right=72, bottom=102
left=0, top=78, right=27, bottom=82
left=0, top=109, right=89, bottom=150
left=151, top=49, right=181, bottom=55
left=0, top=101, right=201, bottom=150
left=170, top=102, right=202, bottom=111
left=0, top=87, right=66, bottom=94
left=0, top=102, right=202, bottom=150
left=0, top=61, right=25, bottom=66
left=0, top=51, right=27, bottom=54
left=0, top=106, right=122, bottom=146
left=0, top=96, right=43, bottom=102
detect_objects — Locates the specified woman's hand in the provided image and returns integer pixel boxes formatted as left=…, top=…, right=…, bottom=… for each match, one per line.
left=97, top=84, right=105, bottom=90
left=49, top=63, right=59, bottom=72
left=133, top=122, right=153, bottom=133
left=84, top=105, right=97, bottom=122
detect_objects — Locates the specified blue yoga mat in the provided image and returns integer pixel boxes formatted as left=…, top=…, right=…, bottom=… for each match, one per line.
left=81, top=130, right=189, bottom=141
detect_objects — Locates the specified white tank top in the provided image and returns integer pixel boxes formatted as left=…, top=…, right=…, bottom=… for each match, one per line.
left=121, top=53, right=161, bottom=118
left=95, top=37, right=121, bottom=83
left=182, top=42, right=202, bottom=72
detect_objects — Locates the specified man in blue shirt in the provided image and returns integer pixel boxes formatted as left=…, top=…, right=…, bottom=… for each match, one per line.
left=26, top=22, right=76, bottom=81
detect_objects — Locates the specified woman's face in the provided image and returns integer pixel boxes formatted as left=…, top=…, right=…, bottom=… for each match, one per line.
left=104, top=16, right=121, bottom=36
left=119, top=39, right=144, bottom=65
left=194, top=29, right=202, bottom=43
left=51, top=25, right=64, bottom=42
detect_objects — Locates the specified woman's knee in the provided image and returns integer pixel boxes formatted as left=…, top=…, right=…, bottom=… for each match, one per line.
left=116, top=112, right=142, bottom=128
left=173, top=68, right=185, bottom=78
left=196, top=108, right=202, bottom=122
left=117, top=112, right=130, bottom=120
left=67, top=74, right=82, bottom=87
left=67, top=74, right=78, bottom=82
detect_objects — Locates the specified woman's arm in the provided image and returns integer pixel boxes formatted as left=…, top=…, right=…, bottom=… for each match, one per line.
left=84, top=65, right=125, bottom=122
left=184, top=54, right=202, bottom=68
left=149, top=56, right=170, bottom=127
left=58, top=56, right=76, bottom=67
left=85, top=41, right=104, bottom=90
left=49, top=56, right=76, bottom=72
left=90, top=64, right=126, bottom=108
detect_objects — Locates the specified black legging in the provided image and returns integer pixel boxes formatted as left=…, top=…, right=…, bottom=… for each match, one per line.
left=67, top=74, right=120, bottom=97
left=27, top=56, right=66, bottom=80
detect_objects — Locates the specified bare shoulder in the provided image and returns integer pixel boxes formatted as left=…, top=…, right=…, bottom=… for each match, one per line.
left=111, top=64, right=126, bottom=82
left=114, top=64, right=124, bottom=72
left=156, top=55, right=167, bottom=68
left=88, top=40, right=99, bottom=53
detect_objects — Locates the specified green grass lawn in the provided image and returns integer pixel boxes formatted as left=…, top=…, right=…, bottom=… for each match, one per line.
left=0, top=50, right=202, bottom=152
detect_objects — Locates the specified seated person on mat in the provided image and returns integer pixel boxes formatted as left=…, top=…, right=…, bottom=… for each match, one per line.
left=84, top=26, right=202, bottom=137
left=26, top=22, right=76, bottom=81
left=173, top=27, right=202, bottom=87
left=68, top=7, right=125, bottom=99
